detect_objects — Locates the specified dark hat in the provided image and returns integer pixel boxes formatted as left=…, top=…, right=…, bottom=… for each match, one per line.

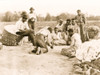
left=30, top=7, right=34, bottom=10
left=66, top=19, right=71, bottom=22
left=68, top=29, right=74, bottom=32
left=77, top=9, right=81, bottom=12
left=21, top=11, right=28, bottom=19
left=21, top=11, right=27, bottom=16
left=71, top=18, right=75, bottom=20
left=22, top=15, right=28, bottom=19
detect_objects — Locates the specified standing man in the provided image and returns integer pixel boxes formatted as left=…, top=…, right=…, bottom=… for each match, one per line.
left=28, top=7, right=37, bottom=31
left=75, top=10, right=86, bottom=42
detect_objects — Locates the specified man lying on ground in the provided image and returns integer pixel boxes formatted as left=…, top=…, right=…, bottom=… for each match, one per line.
left=76, top=26, right=100, bottom=62
left=74, top=26, right=100, bottom=75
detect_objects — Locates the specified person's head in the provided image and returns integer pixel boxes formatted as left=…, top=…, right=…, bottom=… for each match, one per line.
left=21, top=11, right=27, bottom=17
left=58, top=19, right=63, bottom=25
left=48, top=27, right=53, bottom=33
left=22, top=15, right=28, bottom=22
left=71, top=18, right=76, bottom=25
left=54, top=27, right=59, bottom=34
left=21, top=11, right=28, bottom=22
left=30, top=7, right=34, bottom=13
left=77, top=9, right=81, bottom=15
left=66, top=19, right=71, bottom=25
left=88, top=26, right=100, bottom=39
left=68, top=29, right=74, bottom=37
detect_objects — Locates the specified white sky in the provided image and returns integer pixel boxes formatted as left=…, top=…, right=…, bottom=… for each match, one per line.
left=0, top=0, right=100, bottom=16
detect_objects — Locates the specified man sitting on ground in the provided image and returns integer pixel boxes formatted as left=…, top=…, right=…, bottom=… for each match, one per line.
left=61, top=29, right=82, bottom=58
left=56, top=19, right=64, bottom=32
left=52, top=27, right=67, bottom=45
left=63, top=19, right=71, bottom=32
left=16, top=12, right=48, bottom=55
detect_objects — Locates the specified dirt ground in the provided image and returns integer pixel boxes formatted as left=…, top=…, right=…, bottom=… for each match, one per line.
left=0, top=22, right=80, bottom=75
left=0, top=42, right=77, bottom=75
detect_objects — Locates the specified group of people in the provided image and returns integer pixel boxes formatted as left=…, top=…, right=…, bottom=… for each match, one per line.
left=14, top=8, right=88, bottom=56
left=15, top=7, right=50, bottom=55
left=12, top=7, right=100, bottom=74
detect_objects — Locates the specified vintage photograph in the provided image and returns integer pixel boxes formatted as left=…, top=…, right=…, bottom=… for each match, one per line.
left=0, top=0, right=100, bottom=75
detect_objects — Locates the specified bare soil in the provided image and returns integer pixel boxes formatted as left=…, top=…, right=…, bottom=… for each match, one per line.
left=0, top=43, right=77, bottom=75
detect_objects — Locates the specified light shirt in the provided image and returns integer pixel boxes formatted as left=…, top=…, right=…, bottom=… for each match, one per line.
left=75, top=14, right=86, bottom=24
left=56, top=23, right=64, bottom=31
left=76, top=39, right=100, bottom=62
left=70, top=33, right=82, bottom=50
left=15, top=18, right=29, bottom=31
left=67, top=25, right=74, bottom=30
left=29, top=12, right=37, bottom=21
left=52, top=32, right=62, bottom=40
left=37, top=26, right=50, bottom=37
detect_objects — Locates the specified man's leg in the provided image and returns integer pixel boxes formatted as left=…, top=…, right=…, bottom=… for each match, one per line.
left=16, top=35, right=24, bottom=45
left=36, top=34, right=48, bottom=53
left=32, top=21, right=35, bottom=30
left=80, top=23, right=85, bottom=43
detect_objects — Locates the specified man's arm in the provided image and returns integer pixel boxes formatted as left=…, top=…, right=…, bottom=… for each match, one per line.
left=82, top=14, right=86, bottom=24
left=25, top=22, right=30, bottom=30
left=70, top=36, right=75, bottom=47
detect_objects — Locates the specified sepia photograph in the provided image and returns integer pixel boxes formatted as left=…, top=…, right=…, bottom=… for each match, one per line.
left=0, top=0, right=100, bottom=75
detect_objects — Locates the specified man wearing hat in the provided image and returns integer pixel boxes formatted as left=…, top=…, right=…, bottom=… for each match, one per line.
left=16, top=11, right=29, bottom=32
left=15, top=11, right=30, bottom=43
left=28, top=7, right=37, bottom=31
left=75, top=10, right=86, bottom=43
left=15, top=12, right=48, bottom=55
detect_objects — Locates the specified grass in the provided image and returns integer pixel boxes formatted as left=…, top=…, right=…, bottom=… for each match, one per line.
left=0, top=21, right=100, bottom=32
left=0, top=21, right=57, bottom=32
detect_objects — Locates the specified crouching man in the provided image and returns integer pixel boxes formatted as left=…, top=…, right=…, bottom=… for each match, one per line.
left=36, top=26, right=54, bottom=49
left=61, top=29, right=82, bottom=58
left=16, top=11, right=48, bottom=55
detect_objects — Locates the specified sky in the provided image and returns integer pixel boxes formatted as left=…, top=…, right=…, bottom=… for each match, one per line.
left=0, top=0, right=100, bottom=16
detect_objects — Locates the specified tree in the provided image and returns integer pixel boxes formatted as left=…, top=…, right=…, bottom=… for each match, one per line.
left=3, top=11, right=13, bottom=22
left=45, top=13, right=51, bottom=21
left=37, top=14, right=45, bottom=21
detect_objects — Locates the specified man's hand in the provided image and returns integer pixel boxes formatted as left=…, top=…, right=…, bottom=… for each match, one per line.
left=19, top=29, right=24, bottom=31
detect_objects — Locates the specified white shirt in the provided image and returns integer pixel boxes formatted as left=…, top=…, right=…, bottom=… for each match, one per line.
left=52, top=32, right=62, bottom=40
left=29, top=12, right=37, bottom=21
left=67, top=25, right=74, bottom=30
left=56, top=23, right=64, bottom=31
left=15, top=18, right=29, bottom=31
left=37, top=26, right=50, bottom=36
left=76, top=39, right=100, bottom=62
left=70, top=33, right=82, bottom=49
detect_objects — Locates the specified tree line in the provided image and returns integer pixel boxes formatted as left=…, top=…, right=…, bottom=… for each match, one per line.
left=0, top=11, right=100, bottom=22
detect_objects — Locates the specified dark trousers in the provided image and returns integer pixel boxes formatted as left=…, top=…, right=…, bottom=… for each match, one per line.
left=28, top=19, right=35, bottom=30
left=79, top=23, right=89, bottom=42
left=80, top=23, right=85, bottom=43
left=16, top=30, right=31, bottom=43
left=16, top=30, right=48, bottom=53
